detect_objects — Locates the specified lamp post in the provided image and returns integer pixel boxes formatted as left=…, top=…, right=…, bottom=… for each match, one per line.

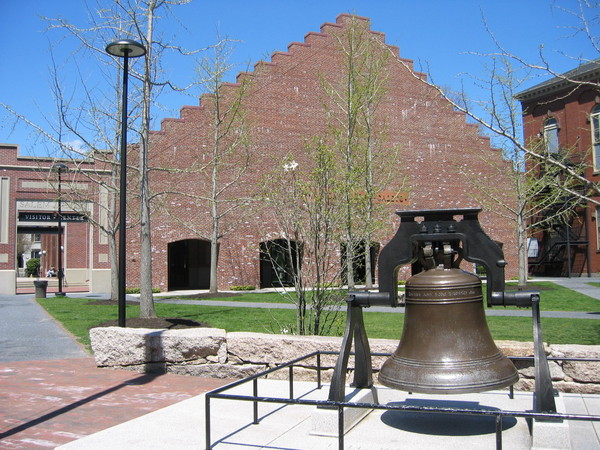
left=41, top=250, right=46, bottom=277
left=106, top=39, right=146, bottom=327
left=52, top=163, right=68, bottom=297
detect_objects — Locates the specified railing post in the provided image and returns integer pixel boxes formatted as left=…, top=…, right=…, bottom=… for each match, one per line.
left=205, top=395, right=212, bottom=449
left=338, top=405, right=344, bottom=450
left=289, top=365, right=294, bottom=399
left=495, top=414, right=502, bottom=450
left=317, top=352, right=322, bottom=389
left=253, top=378, right=259, bottom=424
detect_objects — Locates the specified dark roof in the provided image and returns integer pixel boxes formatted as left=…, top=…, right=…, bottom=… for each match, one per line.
left=515, top=59, right=600, bottom=102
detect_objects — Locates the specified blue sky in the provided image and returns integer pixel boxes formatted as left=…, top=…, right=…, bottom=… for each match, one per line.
left=1, top=0, right=597, bottom=155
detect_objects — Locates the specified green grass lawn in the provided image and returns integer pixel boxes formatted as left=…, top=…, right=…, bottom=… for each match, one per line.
left=168, top=282, right=600, bottom=311
left=498, top=282, right=600, bottom=311
left=38, top=282, right=600, bottom=352
left=161, top=291, right=299, bottom=304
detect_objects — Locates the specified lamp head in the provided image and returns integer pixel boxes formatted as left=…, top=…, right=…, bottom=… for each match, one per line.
left=106, top=39, right=146, bottom=58
left=52, top=163, right=68, bottom=173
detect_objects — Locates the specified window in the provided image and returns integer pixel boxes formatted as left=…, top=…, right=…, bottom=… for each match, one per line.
left=597, top=206, right=600, bottom=251
left=527, top=238, right=539, bottom=258
left=0, top=177, right=8, bottom=243
left=592, top=105, right=600, bottom=172
left=543, top=117, right=559, bottom=155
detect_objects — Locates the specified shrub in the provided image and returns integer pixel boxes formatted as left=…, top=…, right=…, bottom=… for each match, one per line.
left=125, top=287, right=161, bottom=294
left=231, top=285, right=256, bottom=291
left=26, top=258, right=40, bottom=277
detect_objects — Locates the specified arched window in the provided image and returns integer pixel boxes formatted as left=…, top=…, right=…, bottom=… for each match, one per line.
left=592, top=105, right=600, bottom=171
left=543, top=117, right=559, bottom=154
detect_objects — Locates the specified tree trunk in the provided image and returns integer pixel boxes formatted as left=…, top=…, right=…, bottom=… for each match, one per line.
left=108, top=231, right=119, bottom=302
left=209, top=224, right=218, bottom=293
left=209, top=92, right=220, bottom=294
left=364, top=241, right=373, bottom=289
left=139, top=2, right=156, bottom=318
left=517, top=214, right=529, bottom=288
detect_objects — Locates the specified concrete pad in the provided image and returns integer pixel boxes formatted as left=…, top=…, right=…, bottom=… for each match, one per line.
left=58, top=381, right=600, bottom=450
left=562, top=393, right=600, bottom=450
left=531, top=394, right=570, bottom=450
left=311, top=387, right=378, bottom=436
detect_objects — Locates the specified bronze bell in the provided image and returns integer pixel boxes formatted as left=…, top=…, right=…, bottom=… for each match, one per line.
left=379, top=266, right=518, bottom=394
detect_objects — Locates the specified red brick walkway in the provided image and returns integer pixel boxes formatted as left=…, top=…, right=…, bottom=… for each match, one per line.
left=0, top=358, right=230, bottom=448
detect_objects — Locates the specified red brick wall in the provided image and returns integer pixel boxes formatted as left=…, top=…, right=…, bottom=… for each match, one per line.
left=126, top=14, right=518, bottom=290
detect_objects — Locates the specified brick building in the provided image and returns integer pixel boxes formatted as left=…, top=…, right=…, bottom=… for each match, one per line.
left=516, top=59, right=600, bottom=276
left=0, top=14, right=519, bottom=294
left=124, top=14, right=518, bottom=291
left=0, top=144, right=112, bottom=294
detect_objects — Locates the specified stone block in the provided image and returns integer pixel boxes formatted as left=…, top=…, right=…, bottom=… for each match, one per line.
left=227, top=332, right=397, bottom=370
left=90, top=326, right=226, bottom=367
left=517, top=360, right=565, bottom=381
left=265, top=366, right=336, bottom=382
left=88, top=328, right=600, bottom=394
left=497, top=340, right=537, bottom=357
left=168, top=363, right=266, bottom=379
left=551, top=344, right=600, bottom=383
left=227, top=332, right=343, bottom=367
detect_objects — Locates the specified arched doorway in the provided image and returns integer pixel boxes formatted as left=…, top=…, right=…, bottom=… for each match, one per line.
left=168, top=239, right=211, bottom=291
left=259, top=239, right=300, bottom=288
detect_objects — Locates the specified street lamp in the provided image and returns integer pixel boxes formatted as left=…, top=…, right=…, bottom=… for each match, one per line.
left=106, top=39, right=146, bottom=327
left=52, top=163, right=68, bottom=297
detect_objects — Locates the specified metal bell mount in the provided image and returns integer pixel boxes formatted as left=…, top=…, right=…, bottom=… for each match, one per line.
left=328, top=208, right=556, bottom=416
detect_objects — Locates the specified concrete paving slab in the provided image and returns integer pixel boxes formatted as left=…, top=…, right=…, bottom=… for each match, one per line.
left=0, top=294, right=88, bottom=362
left=562, top=393, right=600, bottom=449
left=57, top=381, right=600, bottom=450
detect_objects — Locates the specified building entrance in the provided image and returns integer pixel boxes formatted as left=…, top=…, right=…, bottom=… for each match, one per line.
left=16, top=226, right=62, bottom=278
left=168, top=239, right=211, bottom=291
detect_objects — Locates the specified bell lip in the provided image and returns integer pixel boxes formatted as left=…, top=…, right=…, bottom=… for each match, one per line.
left=377, top=373, right=519, bottom=395
left=378, top=351, right=520, bottom=394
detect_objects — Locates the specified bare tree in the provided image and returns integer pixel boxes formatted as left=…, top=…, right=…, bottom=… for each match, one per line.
left=457, top=56, right=587, bottom=286
left=320, top=16, right=404, bottom=289
left=157, top=36, right=254, bottom=293
left=262, top=139, right=345, bottom=336
left=57, top=0, right=208, bottom=316
left=389, top=2, right=597, bottom=284
left=1, top=96, right=121, bottom=301
left=2, top=0, right=199, bottom=314
left=395, top=2, right=600, bottom=203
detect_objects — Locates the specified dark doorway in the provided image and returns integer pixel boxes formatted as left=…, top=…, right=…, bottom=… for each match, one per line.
left=341, top=241, right=380, bottom=285
left=168, top=239, right=211, bottom=291
left=17, top=226, right=61, bottom=277
left=259, top=239, right=300, bottom=288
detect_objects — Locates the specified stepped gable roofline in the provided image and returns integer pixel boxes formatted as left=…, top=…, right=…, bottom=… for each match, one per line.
left=515, top=58, right=600, bottom=102
left=236, top=71, right=254, bottom=83
left=328, top=13, right=386, bottom=41
left=150, top=13, right=417, bottom=135
left=151, top=105, right=204, bottom=135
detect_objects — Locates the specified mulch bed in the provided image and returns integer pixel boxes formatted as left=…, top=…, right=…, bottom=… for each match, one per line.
left=96, top=317, right=210, bottom=329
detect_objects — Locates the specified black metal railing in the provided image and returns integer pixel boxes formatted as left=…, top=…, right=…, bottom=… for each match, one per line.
left=205, top=351, right=600, bottom=450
